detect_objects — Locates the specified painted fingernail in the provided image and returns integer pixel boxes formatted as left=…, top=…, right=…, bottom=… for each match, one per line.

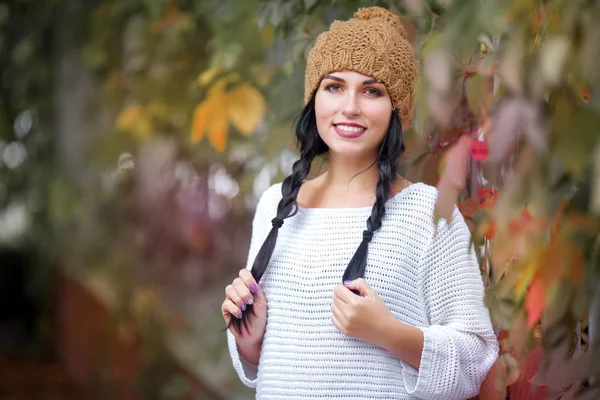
left=250, top=284, right=258, bottom=294
left=241, top=303, right=247, bottom=311
left=247, top=297, right=254, bottom=305
left=343, top=280, right=352, bottom=286
left=237, top=312, right=243, bottom=319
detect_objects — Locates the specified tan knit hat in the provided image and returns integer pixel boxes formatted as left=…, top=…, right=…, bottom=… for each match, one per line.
left=304, top=7, right=417, bottom=127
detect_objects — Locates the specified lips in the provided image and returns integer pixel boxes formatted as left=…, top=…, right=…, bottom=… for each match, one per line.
left=333, top=123, right=366, bottom=139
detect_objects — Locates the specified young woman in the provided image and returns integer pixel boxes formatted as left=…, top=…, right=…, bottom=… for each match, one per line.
left=221, top=7, right=499, bottom=399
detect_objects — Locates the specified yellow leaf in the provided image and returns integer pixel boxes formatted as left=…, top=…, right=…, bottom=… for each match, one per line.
left=514, top=248, right=547, bottom=301
left=198, top=66, right=223, bottom=87
left=207, top=73, right=239, bottom=97
left=191, top=99, right=214, bottom=143
left=146, top=101, right=168, bottom=119
left=116, top=105, right=143, bottom=131
left=227, top=83, right=265, bottom=136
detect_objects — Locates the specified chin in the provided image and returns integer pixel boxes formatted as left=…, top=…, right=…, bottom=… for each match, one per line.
left=324, top=139, right=374, bottom=159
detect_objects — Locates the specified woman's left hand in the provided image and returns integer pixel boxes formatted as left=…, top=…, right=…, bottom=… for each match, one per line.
left=331, top=278, right=393, bottom=345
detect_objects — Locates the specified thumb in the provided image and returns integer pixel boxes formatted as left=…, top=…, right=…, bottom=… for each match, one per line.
left=343, top=278, right=372, bottom=298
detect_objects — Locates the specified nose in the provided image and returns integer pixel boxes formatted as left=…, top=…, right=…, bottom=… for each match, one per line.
left=342, top=93, right=360, bottom=117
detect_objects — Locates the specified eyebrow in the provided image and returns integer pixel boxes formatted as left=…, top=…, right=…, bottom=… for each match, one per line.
left=323, top=75, right=380, bottom=85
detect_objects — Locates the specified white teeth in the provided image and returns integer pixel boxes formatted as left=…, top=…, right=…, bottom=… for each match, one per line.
left=336, top=125, right=364, bottom=133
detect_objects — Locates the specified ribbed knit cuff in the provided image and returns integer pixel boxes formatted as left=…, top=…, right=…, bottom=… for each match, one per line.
left=402, top=326, right=432, bottom=397
left=227, top=330, right=258, bottom=388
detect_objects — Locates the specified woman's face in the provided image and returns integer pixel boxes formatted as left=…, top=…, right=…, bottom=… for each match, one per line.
left=314, top=71, right=393, bottom=159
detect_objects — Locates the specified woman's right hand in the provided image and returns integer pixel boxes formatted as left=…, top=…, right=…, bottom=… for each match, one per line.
left=221, top=268, right=268, bottom=348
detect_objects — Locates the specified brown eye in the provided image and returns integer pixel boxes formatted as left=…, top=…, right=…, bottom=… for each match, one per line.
left=364, top=88, right=383, bottom=97
left=325, top=84, right=343, bottom=93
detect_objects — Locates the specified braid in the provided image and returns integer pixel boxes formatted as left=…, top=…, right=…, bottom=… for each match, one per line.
left=342, top=111, right=404, bottom=284
left=230, top=95, right=324, bottom=335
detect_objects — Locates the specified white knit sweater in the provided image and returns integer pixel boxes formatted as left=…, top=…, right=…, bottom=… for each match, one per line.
left=228, top=182, right=499, bottom=400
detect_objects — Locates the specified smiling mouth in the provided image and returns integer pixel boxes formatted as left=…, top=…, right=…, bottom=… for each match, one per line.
left=333, top=124, right=366, bottom=138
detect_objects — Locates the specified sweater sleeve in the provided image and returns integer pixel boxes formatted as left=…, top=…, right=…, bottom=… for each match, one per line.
left=401, top=207, right=499, bottom=400
left=227, top=183, right=280, bottom=388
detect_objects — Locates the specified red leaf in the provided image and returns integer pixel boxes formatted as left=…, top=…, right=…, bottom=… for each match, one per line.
left=484, top=221, right=497, bottom=240
left=478, top=188, right=499, bottom=209
left=526, top=276, right=545, bottom=327
left=469, top=140, right=489, bottom=161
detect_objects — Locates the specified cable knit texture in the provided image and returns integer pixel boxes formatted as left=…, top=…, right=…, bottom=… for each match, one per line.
left=304, top=7, right=418, bottom=127
left=228, top=182, right=499, bottom=399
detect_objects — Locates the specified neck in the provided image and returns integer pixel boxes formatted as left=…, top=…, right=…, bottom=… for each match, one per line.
left=323, top=152, right=381, bottom=193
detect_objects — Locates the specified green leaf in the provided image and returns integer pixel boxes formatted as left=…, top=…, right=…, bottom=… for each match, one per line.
left=484, top=289, right=516, bottom=330
left=465, top=74, right=486, bottom=116
left=304, top=0, right=318, bottom=10
left=552, top=96, right=600, bottom=178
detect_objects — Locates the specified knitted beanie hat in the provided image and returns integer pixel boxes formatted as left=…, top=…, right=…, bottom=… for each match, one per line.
left=304, top=7, right=417, bottom=127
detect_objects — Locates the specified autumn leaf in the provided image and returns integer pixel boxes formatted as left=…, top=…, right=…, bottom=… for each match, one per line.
left=116, top=104, right=152, bottom=139
left=525, top=275, right=545, bottom=327
left=435, top=135, right=472, bottom=221
left=191, top=99, right=214, bottom=143
left=515, top=248, right=547, bottom=301
left=208, top=100, right=229, bottom=152
left=478, top=187, right=498, bottom=209
left=116, top=105, right=143, bottom=131
left=227, top=83, right=265, bottom=135
left=465, top=74, right=491, bottom=116
left=469, top=140, right=489, bottom=161
left=198, top=66, right=223, bottom=87
left=478, top=357, right=507, bottom=400
left=483, top=220, right=497, bottom=240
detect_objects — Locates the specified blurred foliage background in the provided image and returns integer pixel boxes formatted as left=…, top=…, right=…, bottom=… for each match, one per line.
left=0, top=0, right=599, bottom=399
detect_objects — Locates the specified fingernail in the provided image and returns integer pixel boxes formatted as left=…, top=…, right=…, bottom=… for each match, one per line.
left=343, top=280, right=352, bottom=286
left=247, top=297, right=254, bottom=305
left=250, top=284, right=258, bottom=294
left=237, top=313, right=243, bottom=319
left=241, top=303, right=247, bottom=311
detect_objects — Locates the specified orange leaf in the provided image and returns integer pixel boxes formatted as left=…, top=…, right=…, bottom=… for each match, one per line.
left=478, top=188, right=499, bottom=209
left=207, top=95, right=229, bottom=152
left=525, top=275, right=545, bottom=327
left=191, top=100, right=214, bottom=143
left=458, top=198, right=479, bottom=219
left=116, top=105, right=143, bottom=131
left=483, top=221, right=497, bottom=240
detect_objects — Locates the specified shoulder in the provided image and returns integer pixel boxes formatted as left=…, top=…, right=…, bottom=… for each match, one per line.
left=255, top=182, right=283, bottom=214
left=388, top=181, right=438, bottom=216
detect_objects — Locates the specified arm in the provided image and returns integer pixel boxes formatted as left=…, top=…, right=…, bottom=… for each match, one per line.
left=377, top=316, right=424, bottom=370
left=226, top=184, right=278, bottom=387
left=398, top=207, right=499, bottom=400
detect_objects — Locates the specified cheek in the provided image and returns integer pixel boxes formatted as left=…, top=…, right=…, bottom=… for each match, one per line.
left=314, top=93, right=336, bottom=128
left=366, top=106, right=392, bottom=138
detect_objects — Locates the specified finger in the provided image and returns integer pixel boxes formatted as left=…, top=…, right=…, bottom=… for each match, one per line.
left=239, top=269, right=261, bottom=297
left=343, top=278, right=372, bottom=298
left=232, top=277, right=254, bottom=307
left=225, top=284, right=245, bottom=311
left=330, top=308, right=346, bottom=334
left=332, top=295, right=348, bottom=319
left=222, top=299, right=243, bottom=320
left=334, top=284, right=356, bottom=304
